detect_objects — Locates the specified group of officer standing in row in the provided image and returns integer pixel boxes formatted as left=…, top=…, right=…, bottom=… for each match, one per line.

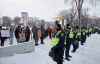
left=49, top=20, right=97, bottom=64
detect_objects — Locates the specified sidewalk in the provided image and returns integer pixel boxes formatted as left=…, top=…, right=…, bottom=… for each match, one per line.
left=0, top=34, right=100, bottom=64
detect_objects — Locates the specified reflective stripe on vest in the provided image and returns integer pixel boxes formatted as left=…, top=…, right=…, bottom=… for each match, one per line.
left=89, top=28, right=92, bottom=32
left=77, top=32, right=81, bottom=36
left=51, top=31, right=61, bottom=46
left=85, top=30, right=88, bottom=33
left=83, top=32, right=85, bottom=35
left=69, top=32, right=74, bottom=38
left=76, top=32, right=81, bottom=38
left=51, top=38, right=59, bottom=46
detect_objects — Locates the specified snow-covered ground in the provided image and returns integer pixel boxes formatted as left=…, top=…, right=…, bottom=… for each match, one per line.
left=0, top=33, right=100, bottom=64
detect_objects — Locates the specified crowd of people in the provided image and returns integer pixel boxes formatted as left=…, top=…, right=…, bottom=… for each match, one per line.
left=0, top=21, right=100, bottom=64
left=15, top=25, right=31, bottom=43
left=0, top=23, right=51, bottom=47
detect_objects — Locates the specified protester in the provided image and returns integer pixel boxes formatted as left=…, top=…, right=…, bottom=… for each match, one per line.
left=32, top=25, right=39, bottom=46
left=15, top=25, right=21, bottom=43
left=0, top=26, right=10, bottom=46
left=15, top=25, right=30, bottom=43
left=40, top=25, right=45, bottom=44
left=47, top=27, right=52, bottom=39
left=25, top=26, right=31, bottom=42
left=9, top=25, right=14, bottom=44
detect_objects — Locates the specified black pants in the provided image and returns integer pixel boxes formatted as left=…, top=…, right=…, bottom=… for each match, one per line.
left=50, top=46, right=64, bottom=64
left=65, top=40, right=72, bottom=58
left=40, top=36, right=44, bottom=44
left=57, top=60, right=63, bottom=64
left=0, top=37, right=7, bottom=46
left=81, top=36, right=86, bottom=45
left=72, top=40, right=79, bottom=52
left=55, top=47, right=64, bottom=64
left=33, top=34, right=38, bottom=45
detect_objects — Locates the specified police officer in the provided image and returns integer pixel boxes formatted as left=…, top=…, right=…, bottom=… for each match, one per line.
left=32, top=25, right=39, bottom=46
left=65, top=25, right=73, bottom=61
left=80, top=27, right=87, bottom=45
left=71, top=26, right=80, bottom=53
left=49, top=24, right=65, bottom=64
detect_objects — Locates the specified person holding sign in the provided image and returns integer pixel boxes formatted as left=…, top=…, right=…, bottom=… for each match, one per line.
left=0, top=26, right=10, bottom=46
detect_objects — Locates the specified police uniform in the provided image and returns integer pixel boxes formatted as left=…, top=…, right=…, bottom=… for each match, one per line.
left=65, top=30, right=76, bottom=60
left=49, top=31, right=65, bottom=64
left=65, top=30, right=71, bottom=60
left=80, top=29, right=86, bottom=45
left=71, top=31, right=80, bottom=53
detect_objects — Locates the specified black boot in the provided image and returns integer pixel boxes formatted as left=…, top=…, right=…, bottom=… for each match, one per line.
left=68, top=55, right=72, bottom=58
left=81, top=43, right=84, bottom=45
left=41, top=42, right=44, bottom=44
left=41, top=40, right=44, bottom=44
left=57, top=60, right=63, bottom=64
left=65, top=57, right=71, bottom=61
left=35, top=43, right=38, bottom=46
left=71, top=49, right=76, bottom=53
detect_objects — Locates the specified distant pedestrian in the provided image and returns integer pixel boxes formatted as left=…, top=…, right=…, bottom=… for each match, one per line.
left=48, top=27, right=52, bottom=39
left=25, top=26, right=31, bottom=42
left=0, top=26, right=10, bottom=46
left=9, top=25, right=14, bottom=45
left=15, top=25, right=21, bottom=42
left=40, top=25, right=45, bottom=44
left=32, top=26, right=39, bottom=46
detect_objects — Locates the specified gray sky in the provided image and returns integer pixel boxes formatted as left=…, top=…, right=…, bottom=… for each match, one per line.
left=0, top=0, right=100, bottom=21
left=0, top=0, right=68, bottom=21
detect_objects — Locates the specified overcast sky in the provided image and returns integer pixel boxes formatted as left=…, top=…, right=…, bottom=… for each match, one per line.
left=0, top=0, right=100, bottom=21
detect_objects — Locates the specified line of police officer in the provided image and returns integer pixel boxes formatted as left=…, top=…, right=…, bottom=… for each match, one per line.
left=49, top=23, right=96, bottom=64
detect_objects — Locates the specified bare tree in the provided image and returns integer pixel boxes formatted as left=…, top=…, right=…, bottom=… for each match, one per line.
left=65, top=0, right=100, bottom=24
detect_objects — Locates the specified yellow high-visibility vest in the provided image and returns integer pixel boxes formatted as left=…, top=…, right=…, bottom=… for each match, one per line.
left=77, top=32, right=81, bottom=36
left=85, top=30, right=88, bottom=33
left=83, top=32, right=86, bottom=35
left=89, top=28, right=92, bottom=32
left=51, top=38, right=59, bottom=46
left=50, top=31, right=62, bottom=46
left=69, top=32, right=74, bottom=38
left=76, top=32, right=81, bottom=38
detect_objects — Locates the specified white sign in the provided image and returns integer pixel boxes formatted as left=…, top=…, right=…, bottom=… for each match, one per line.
left=1, top=30, right=10, bottom=37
